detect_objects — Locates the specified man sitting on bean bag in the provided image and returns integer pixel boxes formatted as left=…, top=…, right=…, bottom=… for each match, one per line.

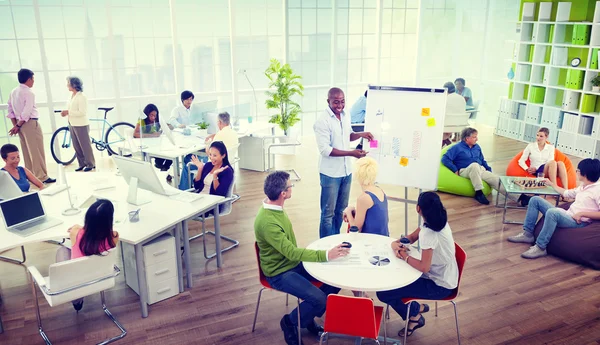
left=442, top=127, right=510, bottom=205
left=508, top=158, right=600, bottom=259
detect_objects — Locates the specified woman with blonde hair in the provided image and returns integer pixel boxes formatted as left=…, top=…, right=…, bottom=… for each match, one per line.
left=343, top=157, right=389, bottom=236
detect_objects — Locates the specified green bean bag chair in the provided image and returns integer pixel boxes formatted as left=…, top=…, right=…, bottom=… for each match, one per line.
left=437, top=144, right=492, bottom=197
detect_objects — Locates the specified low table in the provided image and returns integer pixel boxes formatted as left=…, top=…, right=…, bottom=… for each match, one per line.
left=304, top=233, right=423, bottom=345
left=496, top=176, right=560, bottom=225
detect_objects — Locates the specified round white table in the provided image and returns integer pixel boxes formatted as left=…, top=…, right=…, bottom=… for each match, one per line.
left=304, top=233, right=423, bottom=345
left=304, top=233, right=422, bottom=292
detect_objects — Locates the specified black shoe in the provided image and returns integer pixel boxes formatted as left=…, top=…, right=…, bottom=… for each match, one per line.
left=474, top=190, right=489, bottom=205
left=83, top=166, right=95, bottom=172
left=306, top=321, right=324, bottom=336
left=160, top=166, right=170, bottom=172
left=75, top=167, right=85, bottom=172
left=518, top=194, right=531, bottom=207
left=398, top=314, right=425, bottom=337
left=72, top=300, right=84, bottom=312
left=154, top=163, right=162, bottom=169
left=280, top=315, right=301, bottom=345
left=43, top=178, right=56, bottom=184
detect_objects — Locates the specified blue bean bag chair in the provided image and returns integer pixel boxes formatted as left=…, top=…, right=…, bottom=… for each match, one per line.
left=437, top=144, right=492, bottom=197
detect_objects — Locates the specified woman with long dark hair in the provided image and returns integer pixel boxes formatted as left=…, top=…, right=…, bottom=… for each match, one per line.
left=190, top=140, right=233, bottom=197
left=376, top=192, right=459, bottom=337
left=55, top=199, right=120, bottom=311
left=135, top=103, right=172, bottom=171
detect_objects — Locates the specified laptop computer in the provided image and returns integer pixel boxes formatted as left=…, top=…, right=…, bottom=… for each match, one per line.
left=0, top=192, right=64, bottom=236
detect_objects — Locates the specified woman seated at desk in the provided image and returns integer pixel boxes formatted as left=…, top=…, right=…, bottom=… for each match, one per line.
left=190, top=141, right=234, bottom=210
left=1, top=143, right=44, bottom=192
left=56, top=199, right=120, bottom=311
left=343, top=157, right=389, bottom=236
left=135, top=104, right=172, bottom=172
left=377, top=192, right=458, bottom=338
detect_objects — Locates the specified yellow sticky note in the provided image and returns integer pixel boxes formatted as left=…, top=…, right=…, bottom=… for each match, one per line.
left=421, top=108, right=430, bottom=116
left=400, top=157, right=409, bottom=166
left=427, top=118, right=436, bottom=127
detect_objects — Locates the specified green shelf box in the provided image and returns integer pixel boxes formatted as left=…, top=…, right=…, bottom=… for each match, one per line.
left=566, top=69, right=584, bottom=90
left=592, top=49, right=599, bottom=70
left=528, top=86, right=546, bottom=104
left=582, top=94, right=598, bottom=113
left=528, top=45, right=534, bottom=62
left=572, top=24, right=591, bottom=46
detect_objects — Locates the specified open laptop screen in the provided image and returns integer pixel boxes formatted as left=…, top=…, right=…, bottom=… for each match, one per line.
left=1, top=193, right=45, bottom=228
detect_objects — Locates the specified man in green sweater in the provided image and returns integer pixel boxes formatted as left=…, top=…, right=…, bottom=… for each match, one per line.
left=255, top=171, right=350, bottom=345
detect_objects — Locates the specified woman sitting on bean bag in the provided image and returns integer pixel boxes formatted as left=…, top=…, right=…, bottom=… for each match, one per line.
left=517, top=127, right=568, bottom=206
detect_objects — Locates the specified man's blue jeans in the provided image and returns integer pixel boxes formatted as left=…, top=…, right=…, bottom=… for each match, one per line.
left=319, top=173, right=352, bottom=238
left=178, top=154, right=208, bottom=190
left=376, top=277, right=453, bottom=320
left=265, top=263, right=340, bottom=328
left=523, top=196, right=589, bottom=249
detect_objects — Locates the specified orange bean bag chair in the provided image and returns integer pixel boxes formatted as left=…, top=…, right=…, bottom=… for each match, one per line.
left=505, top=148, right=576, bottom=189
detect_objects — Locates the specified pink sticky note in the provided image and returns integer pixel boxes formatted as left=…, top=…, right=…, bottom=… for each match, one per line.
left=370, top=140, right=378, bottom=149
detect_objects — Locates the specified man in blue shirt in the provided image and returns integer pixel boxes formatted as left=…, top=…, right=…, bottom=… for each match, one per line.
left=349, top=90, right=367, bottom=125
left=314, top=87, right=373, bottom=238
left=441, top=127, right=499, bottom=205
left=455, top=78, right=473, bottom=107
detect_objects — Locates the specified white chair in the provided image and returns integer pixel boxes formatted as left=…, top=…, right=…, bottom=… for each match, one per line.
left=27, top=251, right=126, bottom=345
left=443, top=110, right=470, bottom=142
left=469, top=100, right=481, bottom=120
left=189, top=176, right=239, bottom=259
left=266, top=130, right=301, bottom=181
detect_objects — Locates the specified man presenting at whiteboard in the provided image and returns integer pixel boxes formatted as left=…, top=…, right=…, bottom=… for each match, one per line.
left=314, top=87, right=374, bottom=238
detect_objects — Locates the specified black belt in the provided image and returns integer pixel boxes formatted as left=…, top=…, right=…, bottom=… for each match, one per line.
left=28, top=118, right=38, bottom=121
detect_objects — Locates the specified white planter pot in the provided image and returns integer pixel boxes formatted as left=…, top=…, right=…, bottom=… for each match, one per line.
left=197, top=129, right=208, bottom=137
left=593, top=86, right=600, bottom=92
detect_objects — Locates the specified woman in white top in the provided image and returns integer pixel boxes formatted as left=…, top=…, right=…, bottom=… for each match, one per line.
left=60, top=76, right=95, bottom=171
left=377, top=192, right=458, bottom=338
left=517, top=127, right=567, bottom=206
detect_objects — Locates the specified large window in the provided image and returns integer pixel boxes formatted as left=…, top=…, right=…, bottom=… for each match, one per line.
left=0, top=0, right=428, bottom=147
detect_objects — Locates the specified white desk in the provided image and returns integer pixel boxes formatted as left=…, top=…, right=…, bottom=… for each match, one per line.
left=304, top=233, right=422, bottom=345
left=0, top=172, right=224, bottom=318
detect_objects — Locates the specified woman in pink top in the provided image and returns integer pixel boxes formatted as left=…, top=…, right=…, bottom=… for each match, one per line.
left=56, top=199, right=119, bottom=311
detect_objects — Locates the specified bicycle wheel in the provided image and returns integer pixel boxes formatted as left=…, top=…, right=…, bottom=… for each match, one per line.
left=50, top=126, right=77, bottom=165
left=105, top=122, right=135, bottom=156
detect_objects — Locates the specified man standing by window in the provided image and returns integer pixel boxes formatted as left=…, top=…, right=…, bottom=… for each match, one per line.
left=314, top=87, right=373, bottom=238
left=7, top=69, right=54, bottom=184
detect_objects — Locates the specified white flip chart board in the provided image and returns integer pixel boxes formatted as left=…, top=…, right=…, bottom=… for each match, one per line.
left=364, top=85, right=447, bottom=191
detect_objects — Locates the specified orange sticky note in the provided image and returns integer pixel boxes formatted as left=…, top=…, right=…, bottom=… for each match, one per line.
left=400, top=157, right=409, bottom=166
left=421, top=108, right=430, bottom=116
left=427, top=118, right=436, bottom=127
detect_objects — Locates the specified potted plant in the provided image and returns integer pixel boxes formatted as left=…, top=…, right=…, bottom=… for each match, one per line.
left=592, top=75, right=600, bottom=92
left=196, top=121, right=209, bottom=137
left=265, top=58, right=304, bottom=136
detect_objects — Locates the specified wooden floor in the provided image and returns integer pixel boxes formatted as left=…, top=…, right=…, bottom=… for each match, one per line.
left=1, top=125, right=599, bottom=345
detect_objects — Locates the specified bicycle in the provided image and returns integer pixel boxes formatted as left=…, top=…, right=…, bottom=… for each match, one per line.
left=50, top=107, right=135, bottom=165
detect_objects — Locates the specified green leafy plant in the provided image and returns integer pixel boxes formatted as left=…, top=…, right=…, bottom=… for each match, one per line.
left=265, top=58, right=304, bottom=135
left=196, top=121, right=209, bottom=130
left=592, top=75, right=600, bottom=87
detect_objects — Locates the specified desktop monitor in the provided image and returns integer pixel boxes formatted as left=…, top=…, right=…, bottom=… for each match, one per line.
left=190, top=100, right=218, bottom=125
left=161, top=120, right=177, bottom=146
left=0, top=170, right=23, bottom=201
left=112, top=156, right=170, bottom=197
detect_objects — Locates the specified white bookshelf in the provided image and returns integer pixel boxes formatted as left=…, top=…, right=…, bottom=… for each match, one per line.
left=498, top=1, right=600, bottom=160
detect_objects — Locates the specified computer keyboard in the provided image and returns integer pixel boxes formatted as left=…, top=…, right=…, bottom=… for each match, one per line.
left=169, top=192, right=204, bottom=203
left=40, top=184, right=69, bottom=196
left=12, top=217, right=63, bottom=236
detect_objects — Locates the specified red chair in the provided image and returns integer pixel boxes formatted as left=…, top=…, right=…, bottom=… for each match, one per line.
left=251, top=242, right=323, bottom=344
left=394, top=242, right=467, bottom=345
left=319, top=295, right=385, bottom=344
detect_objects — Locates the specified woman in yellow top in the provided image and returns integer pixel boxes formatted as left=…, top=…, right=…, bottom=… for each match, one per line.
left=61, top=76, right=95, bottom=172
left=134, top=104, right=172, bottom=171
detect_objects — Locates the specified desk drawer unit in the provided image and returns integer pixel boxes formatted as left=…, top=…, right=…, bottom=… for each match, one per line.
left=122, top=233, right=179, bottom=305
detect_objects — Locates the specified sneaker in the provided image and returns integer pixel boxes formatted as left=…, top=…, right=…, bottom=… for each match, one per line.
left=507, top=231, right=535, bottom=244
left=280, top=315, right=302, bottom=345
left=521, top=245, right=547, bottom=259
left=474, top=191, right=490, bottom=205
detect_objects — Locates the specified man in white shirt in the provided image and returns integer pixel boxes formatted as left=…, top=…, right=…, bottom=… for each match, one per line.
left=169, top=90, right=194, bottom=128
left=205, top=112, right=238, bottom=158
left=313, top=87, right=374, bottom=238
left=442, top=81, right=467, bottom=147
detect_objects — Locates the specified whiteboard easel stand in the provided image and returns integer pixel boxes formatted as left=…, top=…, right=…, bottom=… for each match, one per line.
left=388, top=187, right=422, bottom=240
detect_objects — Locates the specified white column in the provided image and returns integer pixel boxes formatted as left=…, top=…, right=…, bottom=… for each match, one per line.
left=228, top=0, right=240, bottom=126
left=375, top=0, right=383, bottom=84
left=105, top=3, right=123, bottom=123
left=330, top=0, right=337, bottom=86
left=169, top=0, right=182, bottom=93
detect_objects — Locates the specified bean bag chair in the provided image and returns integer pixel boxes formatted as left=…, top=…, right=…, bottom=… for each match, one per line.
left=506, top=148, right=576, bottom=189
left=534, top=202, right=600, bottom=269
left=437, top=144, right=492, bottom=197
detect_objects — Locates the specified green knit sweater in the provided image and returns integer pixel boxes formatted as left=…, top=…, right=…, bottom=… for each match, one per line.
left=254, top=205, right=327, bottom=277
